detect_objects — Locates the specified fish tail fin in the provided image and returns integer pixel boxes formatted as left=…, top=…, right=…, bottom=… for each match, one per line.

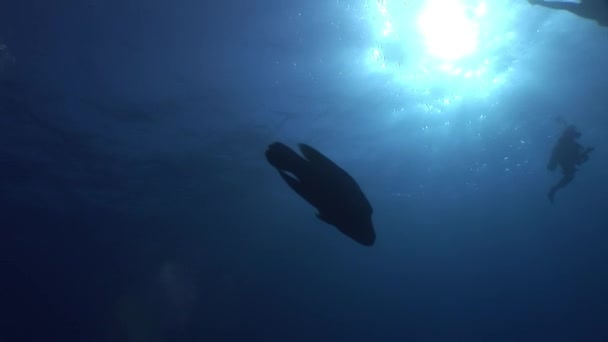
left=265, top=142, right=305, bottom=173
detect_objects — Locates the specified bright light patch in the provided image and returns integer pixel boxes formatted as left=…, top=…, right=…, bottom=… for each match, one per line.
left=370, top=48, right=387, bottom=68
left=372, top=49, right=381, bottom=60
left=355, top=0, right=518, bottom=114
left=383, top=21, right=394, bottom=36
left=377, top=0, right=388, bottom=16
left=418, top=1, right=481, bottom=60
left=475, top=2, right=487, bottom=16
left=340, top=0, right=526, bottom=116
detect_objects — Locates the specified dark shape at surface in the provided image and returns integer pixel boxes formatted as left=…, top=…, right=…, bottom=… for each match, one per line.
left=547, top=124, right=594, bottom=203
left=265, top=142, right=375, bottom=246
left=529, top=0, right=608, bottom=26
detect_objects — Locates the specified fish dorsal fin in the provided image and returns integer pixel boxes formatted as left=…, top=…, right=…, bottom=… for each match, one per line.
left=299, top=144, right=342, bottom=170
left=299, top=143, right=361, bottom=190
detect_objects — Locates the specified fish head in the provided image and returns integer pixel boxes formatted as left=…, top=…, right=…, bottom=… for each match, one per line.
left=337, top=216, right=376, bottom=247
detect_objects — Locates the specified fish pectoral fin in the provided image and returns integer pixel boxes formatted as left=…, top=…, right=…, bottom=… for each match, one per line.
left=315, top=212, right=324, bottom=221
left=278, top=170, right=308, bottom=199
left=316, top=212, right=333, bottom=225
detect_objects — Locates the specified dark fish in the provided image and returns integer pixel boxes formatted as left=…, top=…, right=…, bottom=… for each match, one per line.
left=265, top=142, right=375, bottom=246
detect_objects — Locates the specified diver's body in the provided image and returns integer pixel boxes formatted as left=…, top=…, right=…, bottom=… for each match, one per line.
left=529, top=0, right=608, bottom=26
left=547, top=124, right=594, bottom=202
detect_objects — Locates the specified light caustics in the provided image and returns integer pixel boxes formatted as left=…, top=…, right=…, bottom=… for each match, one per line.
left=365, top=0, right=515, bottom=112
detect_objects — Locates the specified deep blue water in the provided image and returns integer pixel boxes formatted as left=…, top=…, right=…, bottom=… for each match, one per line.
left=1, top=0, right=608, bottom=341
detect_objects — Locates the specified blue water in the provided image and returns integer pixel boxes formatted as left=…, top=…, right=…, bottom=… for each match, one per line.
left=2, top=0, right=608, bottom=341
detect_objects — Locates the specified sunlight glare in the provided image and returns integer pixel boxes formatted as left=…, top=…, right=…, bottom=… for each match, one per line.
left=418, top=1, right=480, bottom=60
left=357, top=0, right=516, bottom=112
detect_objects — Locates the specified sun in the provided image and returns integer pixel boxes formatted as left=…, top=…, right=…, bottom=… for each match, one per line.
left=359, top=0, right=516, bottom=112
left=418, top=1, right=483, bottom=61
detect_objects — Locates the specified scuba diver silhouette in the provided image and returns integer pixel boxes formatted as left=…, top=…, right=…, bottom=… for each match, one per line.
left=529, top=0, right=608, bottom=27
left=546, top=122, right=594, bottom=203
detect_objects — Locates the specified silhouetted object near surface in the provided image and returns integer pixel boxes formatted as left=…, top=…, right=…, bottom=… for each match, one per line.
left=265, top=142, right=375, bottom=246
left=547, top=124, right=594, bottom=202
left=529, top=0, right=608, bottom=26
